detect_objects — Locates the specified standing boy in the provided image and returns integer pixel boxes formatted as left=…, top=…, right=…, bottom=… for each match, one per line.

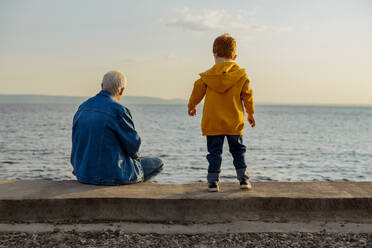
left=188, top=34, right=255, bottom=192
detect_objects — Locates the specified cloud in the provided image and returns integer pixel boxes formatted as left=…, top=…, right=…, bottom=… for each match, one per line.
left=165, top=7, right=292, bottom=34
left=165, top=52, right=177, bottom=60
left=166, top=7, right=231, bottom=32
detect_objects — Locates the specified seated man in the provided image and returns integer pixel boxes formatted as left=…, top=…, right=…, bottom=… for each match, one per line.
left=70, top=70, right=163, bottom=185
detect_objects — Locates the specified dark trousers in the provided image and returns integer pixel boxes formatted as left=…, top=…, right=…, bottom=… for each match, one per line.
left=139, top=157, right=164, bottom=182
left=206, top=135, right=249, bottom=183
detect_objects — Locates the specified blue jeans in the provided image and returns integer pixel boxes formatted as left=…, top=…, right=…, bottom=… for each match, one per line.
left=206, top=135, right=249, bottom=183
left=139, top=157, right=164, bottom=182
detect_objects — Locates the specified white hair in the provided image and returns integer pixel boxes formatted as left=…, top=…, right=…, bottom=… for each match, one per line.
left=101, top=70, right=126, bottom=96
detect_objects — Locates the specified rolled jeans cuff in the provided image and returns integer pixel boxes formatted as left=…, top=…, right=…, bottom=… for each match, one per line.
left=236, top=168, right=249, bottom=180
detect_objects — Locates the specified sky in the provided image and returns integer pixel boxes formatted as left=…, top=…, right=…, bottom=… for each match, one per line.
left=0, top=0, right=371, bottom=105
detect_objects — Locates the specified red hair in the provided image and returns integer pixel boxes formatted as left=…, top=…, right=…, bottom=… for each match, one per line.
left=213, top=33, right=237, bottom=59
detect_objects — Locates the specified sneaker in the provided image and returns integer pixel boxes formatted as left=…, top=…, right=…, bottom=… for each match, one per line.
left=240, top=179, right=252, bottom=190
left=208, top=182, right=220, bottom=192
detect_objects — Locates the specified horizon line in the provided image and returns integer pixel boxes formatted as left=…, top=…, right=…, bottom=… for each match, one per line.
left=0, top=93, right=371, bottom=107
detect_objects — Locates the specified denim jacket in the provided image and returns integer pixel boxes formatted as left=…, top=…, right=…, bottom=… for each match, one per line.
left=70, top=90, right=144, bottom=185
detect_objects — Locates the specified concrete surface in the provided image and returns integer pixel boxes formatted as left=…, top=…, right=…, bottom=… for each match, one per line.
left=1, top=221, right=372, bottom=234
left=0, top=180, right=371, bottom=223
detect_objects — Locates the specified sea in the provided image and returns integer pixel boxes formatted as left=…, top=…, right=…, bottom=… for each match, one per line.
left=0, top=104, right=371, bottom=184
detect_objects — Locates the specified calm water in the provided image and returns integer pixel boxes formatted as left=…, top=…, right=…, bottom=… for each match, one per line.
left=0, top=104, right=371, bottom=183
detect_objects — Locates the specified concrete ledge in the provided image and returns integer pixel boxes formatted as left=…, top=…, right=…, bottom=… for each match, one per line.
left=2, top=221, right=372, bottom=234
left=0, top=180, right=371, bottom=223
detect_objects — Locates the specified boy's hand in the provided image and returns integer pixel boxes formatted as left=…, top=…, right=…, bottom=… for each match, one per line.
left=247, top=114, right=256, bottom=128
left=188, top=108, right=196, bottom=116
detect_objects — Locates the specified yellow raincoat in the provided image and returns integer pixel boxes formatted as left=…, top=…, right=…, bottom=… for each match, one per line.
left=188, top=61, right=254, bottom=136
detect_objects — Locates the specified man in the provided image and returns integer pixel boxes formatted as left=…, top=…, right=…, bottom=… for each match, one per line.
left=71, top=70, right=163, bottom=185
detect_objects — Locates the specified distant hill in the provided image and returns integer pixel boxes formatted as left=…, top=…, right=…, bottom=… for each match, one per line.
left=0, top=94, right=186, bottom=105
left=122, top=96, right=186, bottom=105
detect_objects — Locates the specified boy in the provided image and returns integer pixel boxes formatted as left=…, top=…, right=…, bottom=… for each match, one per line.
left=188, top=34, right=255, bottom=192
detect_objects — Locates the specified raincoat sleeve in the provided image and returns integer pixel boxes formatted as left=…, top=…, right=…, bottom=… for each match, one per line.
left=241, top=78, right=255, bottom=115
left=117, top=108, right=141, bottom=159
left=188, top=78, right=207, bottom=109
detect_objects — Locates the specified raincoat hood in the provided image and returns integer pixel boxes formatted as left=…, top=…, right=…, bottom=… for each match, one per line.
left=199, top=61, right=247, bottom=93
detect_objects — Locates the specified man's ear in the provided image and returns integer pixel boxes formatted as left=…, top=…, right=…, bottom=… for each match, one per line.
left=233, top=54, right=237, bottom=60
left=119, top=87, right=125, bottom=96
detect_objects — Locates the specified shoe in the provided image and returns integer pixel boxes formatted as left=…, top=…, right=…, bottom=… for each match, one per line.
left=240, top=179, right=252, bottom=190
left=208, top=182, right=220, bottom=192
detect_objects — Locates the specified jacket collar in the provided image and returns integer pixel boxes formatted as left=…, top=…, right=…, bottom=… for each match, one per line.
left=98, top=90, right=113, bottom=98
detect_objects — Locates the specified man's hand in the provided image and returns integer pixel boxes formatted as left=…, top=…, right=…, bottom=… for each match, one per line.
left=248, top=114, right=256, bottom=128
left=188, top=108, right=196, bottom=116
